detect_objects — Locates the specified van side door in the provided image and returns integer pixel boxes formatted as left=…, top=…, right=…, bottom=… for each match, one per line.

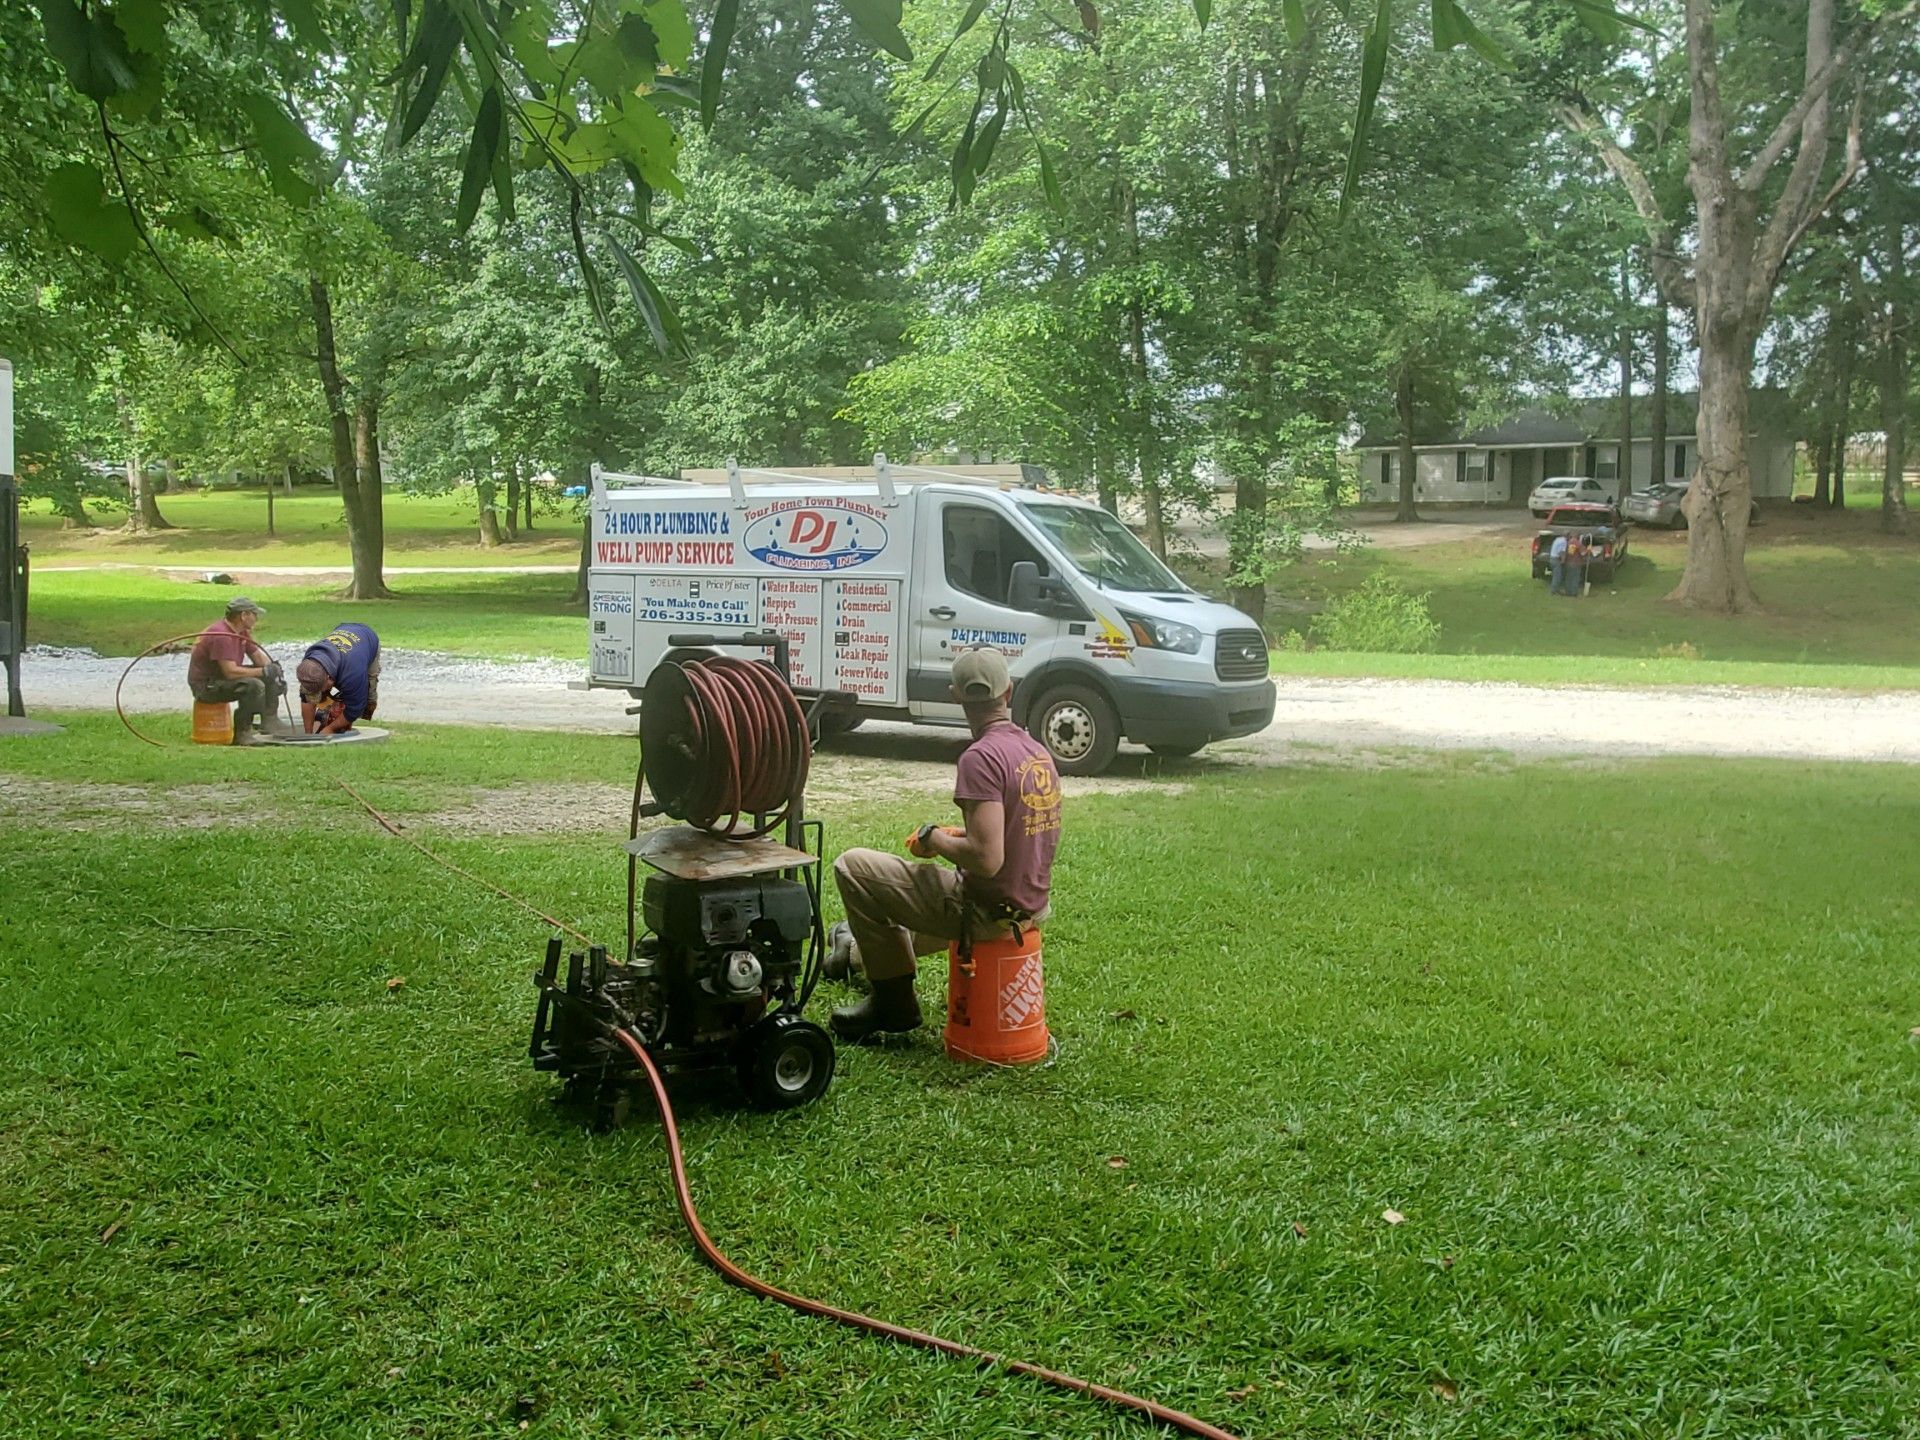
left=908, top=497, right=1061, bottom=722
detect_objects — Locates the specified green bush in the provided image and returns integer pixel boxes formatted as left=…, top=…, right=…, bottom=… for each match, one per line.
left=1312, top=576, right=1441, bottom=653
left=1276, top=628, right=1310, bottom=653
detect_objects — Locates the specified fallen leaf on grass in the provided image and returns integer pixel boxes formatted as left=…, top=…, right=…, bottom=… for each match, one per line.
left=1382, top=1208, right=1406, bottom=1225
left=1226, top=1384, right=1259, bottom=1401
left=1105, top=1155, right=1129, bottom=1169
left=1441, top=1254, right=1455, bottom=1269
left=100, top=1217, right=127, bottom=1246
left=385, top=976, right=407, bottom=992
left=1909, top=1026, right=1920, bottom=1040
left=1291, top=1221, right=1309, bottom=1239
left=1111, top=1009, right=1138, bottom=1021
left=386, top=1366, right=403, bottom=1379
left=1430, top=1376, right=1459, bottom=1401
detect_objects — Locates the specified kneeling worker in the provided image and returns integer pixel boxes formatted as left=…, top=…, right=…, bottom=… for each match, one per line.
left=296, top=622, right=382, bottom=735
left=828, top=647, right=1063, bottom=1042
left=187, top=596, right=287, bottom=744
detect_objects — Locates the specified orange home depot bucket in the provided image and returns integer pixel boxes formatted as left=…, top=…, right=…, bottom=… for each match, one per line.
left=191, top=700, right=234, bottom=745
left=944, top=927, right=1049, bottom=1065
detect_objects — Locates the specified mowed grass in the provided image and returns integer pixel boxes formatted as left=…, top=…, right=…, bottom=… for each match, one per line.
left=26, top=570, right=583, bottom=660
left=1263, top=506, right=1920, bottom=684
left=22, top=488, right=583, bottom=568
left=3, top=717, right=1918, bottom=1437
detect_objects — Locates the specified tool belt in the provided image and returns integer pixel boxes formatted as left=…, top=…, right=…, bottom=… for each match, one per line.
left=957, top=889, right=1040, bottom=963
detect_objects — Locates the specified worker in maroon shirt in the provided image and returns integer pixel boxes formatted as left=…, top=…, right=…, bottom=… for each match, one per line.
left=826, top=647, right=1063, bottom=1042
left=186, top=597, right=288, bottom=744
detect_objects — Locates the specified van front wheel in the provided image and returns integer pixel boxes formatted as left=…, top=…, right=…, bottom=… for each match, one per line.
left=1030, top=684, right=1119, bottom=776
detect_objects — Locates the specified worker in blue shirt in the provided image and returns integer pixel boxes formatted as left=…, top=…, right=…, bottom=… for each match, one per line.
left=296, top=622, right=382, bottom=734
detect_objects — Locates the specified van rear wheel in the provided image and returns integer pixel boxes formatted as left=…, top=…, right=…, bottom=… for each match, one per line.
left=1030, top=684, right=1119, bottom=776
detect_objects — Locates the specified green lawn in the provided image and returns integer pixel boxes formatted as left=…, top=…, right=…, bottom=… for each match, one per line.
left=23, top=487, right=582, bottom=568
left=27, top=570, right=583, bottom=660
left=4, top=718, right=1918, bottom=1437
left=1262, top=508, right=1920, bottom=684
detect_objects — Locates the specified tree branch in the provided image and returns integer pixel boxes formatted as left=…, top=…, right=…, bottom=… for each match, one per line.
left=1559, top=98, right=1697, bottom=310
left=1768, top=89, right=1864, bottom=288
left=1737, top=0, right=1919, bottom=192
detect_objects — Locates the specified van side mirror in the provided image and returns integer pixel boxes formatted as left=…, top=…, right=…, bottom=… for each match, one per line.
left=1009, top=560, right=1082, bottom=617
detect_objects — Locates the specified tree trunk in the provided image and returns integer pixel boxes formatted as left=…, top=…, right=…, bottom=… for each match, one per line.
left=124, top=459, right=171, bottom=531
left=347, top=398, right=393, bottom=598
left=478, top=472, right=504, bottom=547
left=1812, top=425, right=1832, bottom=506
left=1394, top=366, right=1419, bottom=524
left=55, top=487, right=92, bottom=529
left=1094, top=432, right=1118, bottom=516
left=1619, top=258, right=1634, bottom=498
left=524, top=475, right=535, bottom=531
left=1651, top=296, right=1669, bottom=488
left=1881, top=225, right=1910, bottom=534
left=1669, top=309, right=1760, bottom=610
left=266, top=477, right=275, bottom=536
left=1121, top=183, right=1169, bottom=560
left=310, top=276, right=393, bottom=600
left=504, top=461, right=521, bottom=541
left=1828, top=316, right=1856, bottom=509
left=570, top=513, right=592, bottom=607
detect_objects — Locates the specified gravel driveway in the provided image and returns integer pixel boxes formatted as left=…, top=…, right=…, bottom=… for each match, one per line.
left=19, top=645, right=1920, bottom=768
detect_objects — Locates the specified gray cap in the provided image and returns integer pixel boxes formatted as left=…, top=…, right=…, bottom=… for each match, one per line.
left=225, top=596, right=265, bottom=617
left=951, top=646, right=1011, bottom=702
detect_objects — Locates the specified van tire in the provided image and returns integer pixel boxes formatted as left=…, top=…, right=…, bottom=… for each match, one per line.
left=1030, top=684, right=1119, bottom=776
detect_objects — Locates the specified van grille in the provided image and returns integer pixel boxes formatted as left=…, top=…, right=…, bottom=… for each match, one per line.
left=1214, top=629, right=1269, bottom=681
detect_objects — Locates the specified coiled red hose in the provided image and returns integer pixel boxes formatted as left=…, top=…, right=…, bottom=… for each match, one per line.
left=641, top=655, right=810, bottom=838
left=612, top=1026, right=1242, bottom=1440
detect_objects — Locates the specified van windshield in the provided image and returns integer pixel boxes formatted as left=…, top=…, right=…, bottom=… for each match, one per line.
left=1023, top=503, right=1186, bottom=592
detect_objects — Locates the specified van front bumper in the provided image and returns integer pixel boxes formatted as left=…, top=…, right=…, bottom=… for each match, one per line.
left=1115, top=676, right=1276, bottom=746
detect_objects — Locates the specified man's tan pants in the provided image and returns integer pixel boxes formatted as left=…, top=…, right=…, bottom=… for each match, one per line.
left=832, top=848, right=1051, bottom=983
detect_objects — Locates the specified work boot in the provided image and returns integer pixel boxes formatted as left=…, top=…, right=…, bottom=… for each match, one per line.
left=822, top=922, right=858, bottom=981
left=830, top=975, right=922, bottom=1043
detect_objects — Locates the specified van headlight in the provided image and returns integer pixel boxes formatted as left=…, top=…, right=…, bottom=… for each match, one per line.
left=1122, top=612, right=1201, bottom=654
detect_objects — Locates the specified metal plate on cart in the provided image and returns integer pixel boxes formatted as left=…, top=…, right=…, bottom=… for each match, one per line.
left=627, top=824, right=817, bottom=881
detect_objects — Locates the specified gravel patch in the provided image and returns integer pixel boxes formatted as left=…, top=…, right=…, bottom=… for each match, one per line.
left=0, top=775, right=262, bottom=831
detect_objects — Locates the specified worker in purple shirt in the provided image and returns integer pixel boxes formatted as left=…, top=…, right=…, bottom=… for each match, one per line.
left=825, top=646, right=1063, bottom=1042
left=296, top=622, right=382, bottom=735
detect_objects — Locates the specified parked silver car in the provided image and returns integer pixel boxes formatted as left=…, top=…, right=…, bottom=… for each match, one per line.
left=1623, top=482, right=1760, bottom=529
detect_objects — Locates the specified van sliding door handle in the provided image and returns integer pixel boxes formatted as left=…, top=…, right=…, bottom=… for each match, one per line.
left=928, top=606, right=956, bottom=620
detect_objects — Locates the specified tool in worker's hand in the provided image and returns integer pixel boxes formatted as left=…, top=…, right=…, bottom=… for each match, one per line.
left=905, top=823, right=963, bottom=858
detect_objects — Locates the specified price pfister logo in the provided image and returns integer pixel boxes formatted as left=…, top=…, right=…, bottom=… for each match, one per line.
left=744, top=503, right=889, bottom=572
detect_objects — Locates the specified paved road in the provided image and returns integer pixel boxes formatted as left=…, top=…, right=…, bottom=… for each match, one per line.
left=20, top=647, right=1920, bottom=766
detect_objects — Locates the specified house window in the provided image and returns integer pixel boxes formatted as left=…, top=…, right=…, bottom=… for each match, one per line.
left=942, top=504, right=1047, bottom=606
left=1593, top=445, right=1621, bottom=481
left=1463, top=450, right=1489, bottom=491
left=1672, top=443, right=1687, bottom=479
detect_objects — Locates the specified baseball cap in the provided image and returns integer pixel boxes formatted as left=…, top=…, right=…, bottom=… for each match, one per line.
left=951, top=646, right=1011, bottom=702
left=226, top=596, right=265, bottom=617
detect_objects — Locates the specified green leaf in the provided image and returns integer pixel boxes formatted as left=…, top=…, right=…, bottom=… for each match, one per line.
left=1339, top=0, right=1391, bottom=219
left=922, top=0, right=990, bottom=82
left=614, top=13, right=661, bottom=71
left=505, top=2, right=562, bottom=87
left=1430, top=0, right=1510, bottom=69
left=608, top=100, right=681, bottom=189
left=400, top=3, right=461, bottom=142
left=699, top=0, right=738, bottom=128
left=1193, top=0, right=1211, bottom=28
left=840, top=0, right=913, bottom=62
left=603, top=231, right=690, bottom=359
left=276, top=0, right=327, bottom=48
left=43, top=162, right=136, bottom=263
left=39, top=0, right=141, bottom=101
left=456, top=86, right=503, bottom=234
left=970, top=102, right=1006, bottom=179
left=1283, top=0, right=1308, bottom=45
left=239, top=92, right=321, bottom=203
left=1034, top=134, right=1063, bottom=213
left=110, top=0, right=170, bottom=56
left=641, top=0, right=694, bottom=70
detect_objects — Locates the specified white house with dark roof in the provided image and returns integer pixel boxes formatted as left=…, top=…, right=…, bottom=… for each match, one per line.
left=1351, top=392, right=1799, bottom=507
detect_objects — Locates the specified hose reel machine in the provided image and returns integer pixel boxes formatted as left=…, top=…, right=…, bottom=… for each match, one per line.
left=529, top=631, right=856, bottom=1123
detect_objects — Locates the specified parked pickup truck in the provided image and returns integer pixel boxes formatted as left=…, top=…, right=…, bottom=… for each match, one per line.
left=1530, top=503, right=1631, bottom=582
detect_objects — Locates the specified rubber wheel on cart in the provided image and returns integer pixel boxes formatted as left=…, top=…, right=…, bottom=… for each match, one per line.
left=815, top=711, right=865, bottom=744
left=1148, top=740, right=1207, bottom=759
left=739, top=1014, right=835, bottom=1110
left=1030, top=684, right=1120, bottom=776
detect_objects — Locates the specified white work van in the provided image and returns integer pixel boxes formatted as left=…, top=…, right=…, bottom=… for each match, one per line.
left=583, top=460, right=1275, bottom=774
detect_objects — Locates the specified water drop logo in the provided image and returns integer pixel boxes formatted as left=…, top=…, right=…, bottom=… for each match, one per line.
left=744, top=505, right=889, bottom=571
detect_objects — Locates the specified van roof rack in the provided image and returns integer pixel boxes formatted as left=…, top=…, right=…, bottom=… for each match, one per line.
left=596, top=454, right=1052, bottom=507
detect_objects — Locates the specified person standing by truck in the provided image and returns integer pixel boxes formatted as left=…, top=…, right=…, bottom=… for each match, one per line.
left=1548, top=532, right=1570, bottom=595
left=1565, top=533, right=1590, bottom=598
left=825, top=647, right=1063, bottom=1042
left=296, top=622, right=382, bottom=734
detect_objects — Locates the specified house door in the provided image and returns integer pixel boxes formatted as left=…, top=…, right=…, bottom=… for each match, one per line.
left=1507, top=451, right=1535, bottom=507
